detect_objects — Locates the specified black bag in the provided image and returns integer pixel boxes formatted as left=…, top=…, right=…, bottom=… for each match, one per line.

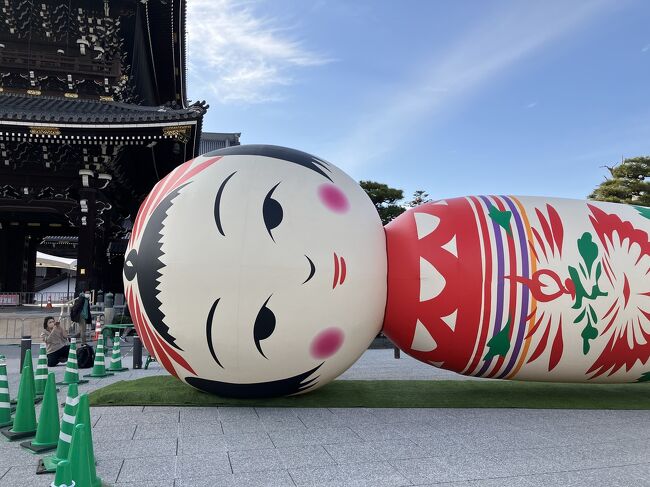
left=76, top=344, right=95, bottom=369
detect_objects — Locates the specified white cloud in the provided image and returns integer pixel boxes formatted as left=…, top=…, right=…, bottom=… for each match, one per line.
left=331, top=1, right=615, bottom=171
left=186, top=0, right=331, bottom=104
left=526, top=102, right=538, bottom=109
left=642, top=44, right=650, bottom=53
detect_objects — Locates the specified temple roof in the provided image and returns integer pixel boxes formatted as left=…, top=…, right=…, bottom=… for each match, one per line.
left=0, top=93, right=207, bottom=126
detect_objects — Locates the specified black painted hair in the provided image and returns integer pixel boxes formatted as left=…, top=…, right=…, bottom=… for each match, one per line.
left=204, top=145, right=333, bottom=182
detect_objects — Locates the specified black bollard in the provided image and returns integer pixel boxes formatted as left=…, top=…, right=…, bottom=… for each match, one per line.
left=133, top=335, right=142, bottom=369
left=20, top=335, right=32, bottom=369
left=393, top=346, right=400, bottom=359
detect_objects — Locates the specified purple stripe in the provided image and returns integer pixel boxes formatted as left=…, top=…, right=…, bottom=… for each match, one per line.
left=497, top=196, right=530, bottom=379
left=476, top=195, right=505, bottom=377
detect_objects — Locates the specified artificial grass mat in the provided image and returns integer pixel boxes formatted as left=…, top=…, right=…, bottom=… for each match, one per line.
left=89, top=376, right=650, bottom=409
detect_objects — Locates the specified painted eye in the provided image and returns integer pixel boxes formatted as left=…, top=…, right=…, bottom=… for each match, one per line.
left=263, top=183, right=283, bottom=241
left=253, top=296, right=276, bottom=358
left=124, top=249, right=137, bottom=281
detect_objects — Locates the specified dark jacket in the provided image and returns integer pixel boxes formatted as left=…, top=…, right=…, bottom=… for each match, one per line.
left=71, top=295, right=87, bottom=322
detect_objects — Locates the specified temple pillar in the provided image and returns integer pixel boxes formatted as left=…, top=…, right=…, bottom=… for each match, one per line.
left=0, top=227, right=27, bottom=292
left=25, top=235, right=37, bottom=293
left=75, top=187, right=96, bottom=294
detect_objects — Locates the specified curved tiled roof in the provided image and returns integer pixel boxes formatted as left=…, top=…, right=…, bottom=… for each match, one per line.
left=0, top=93, right=207, bottom=125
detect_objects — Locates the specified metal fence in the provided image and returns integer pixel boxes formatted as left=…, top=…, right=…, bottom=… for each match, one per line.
left=0, top=310, right=79, bottom=343
left=0, top=317, right=29, bottom=342
left=0, top=292, right=76, bottom=307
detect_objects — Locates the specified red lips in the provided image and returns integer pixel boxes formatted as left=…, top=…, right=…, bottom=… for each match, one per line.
left=333, top=253, right=346, bottom=289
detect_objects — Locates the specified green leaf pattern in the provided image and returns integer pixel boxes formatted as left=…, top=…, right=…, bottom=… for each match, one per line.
left=569, top=232, right=609, bottom=355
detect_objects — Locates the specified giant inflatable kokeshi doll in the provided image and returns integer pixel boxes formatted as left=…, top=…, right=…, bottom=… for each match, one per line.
left=383, top=196, right=650, bottom=382
left=125, top=144, right=650, bottom=398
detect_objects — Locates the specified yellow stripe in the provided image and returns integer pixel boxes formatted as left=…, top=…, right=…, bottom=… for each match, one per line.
left=506, top=196, right=537, bottom=379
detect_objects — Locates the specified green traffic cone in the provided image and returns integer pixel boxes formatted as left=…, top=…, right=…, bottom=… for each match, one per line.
left=70, top=395, right=101, bottom=487
left=0, top=362, right=12, bottom=428
left=1, top=364, right=37, bottom=440
left=68, top=423, right=93, bottom=487
left=58, top=339, right=88, bottom=386
left=52, top=459, right=74, bottom=487
left=12, top=350, right=42, bottom=407
left=21, top=373, right=59, bottom=453
left=25, top=349, right=36, bottom=400
left=108, top=332, right=128, bottom=372
left=38, top=383, right=79, bottom=474
left=35, top=344, right=48, bottom=396
left=84, top=336, right=113, bottom=378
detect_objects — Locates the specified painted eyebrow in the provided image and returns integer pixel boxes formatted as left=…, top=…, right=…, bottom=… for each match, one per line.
left=214, top=171, right=237, bottom=236
left=206, top=298, right=224, bottom=368
left=303, top=255, right=315, bottom=284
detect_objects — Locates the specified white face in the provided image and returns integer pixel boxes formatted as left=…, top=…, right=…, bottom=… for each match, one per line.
left=124, top=146, right=387, bottom=397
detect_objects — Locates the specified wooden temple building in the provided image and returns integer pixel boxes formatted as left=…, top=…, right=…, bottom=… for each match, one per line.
left=0, top=0, right=237, bottom=298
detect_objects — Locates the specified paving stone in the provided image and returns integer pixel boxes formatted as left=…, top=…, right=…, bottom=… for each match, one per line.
left=143, top=406, right=181, bottom=414
left=94, top=437, right=177, bottom=459
left=179, top=420, right=223, bottom=437
left=324, top=442, right=379, bottom=464
left=277, top=445, right=336, bottom=469
left=133, top=410, right=180, bottom=424
left=132, top=422, right=180, bottom=440
left=348, top=423, right=407, bottom=442
left=269, top=426, right=362, bottom=447
left=178, top=435, right=227, bottom=455
left=409, top=434, right=467, bottom=457
left=0, top=443, right=43, bottom=467
left=175, top=469, right=295, bottom=487
left=221, top=418, right=267, bottom=434
left=117, top=455, right=177, bottom=483
left=228, top=448, right=284, bottom=473
left=93, top=423, right=137, bottom=441
left=288, top=461, right=410, bottom=487
left=415, top=477, right=537, bottom=487
left=96, top=458, right=124, bottom=484
left=114, top=482, right=175, bottom=487
left=224, top=431, right=274, bottom=451
left=391, top=455, right=496, bottom=484
left=294, top=408, right=337, bottom=422
left=218, top=407, right=259, bottom=422
left=92, top=406, right=145, bottom=416
left=525, top=465, right=650, bottom=487
left=478, top=448, right=562, bottom=477
left=0, top=466, right=41, bottom=486
left=255, top=408, right=299, bottom=420
left=176, top=452, right=232, bottom=479
left=367, top=438, right=436, bottom=461
left=258, top=415, right=307, bottom=432
left=179, top=407, right=220, bottom=423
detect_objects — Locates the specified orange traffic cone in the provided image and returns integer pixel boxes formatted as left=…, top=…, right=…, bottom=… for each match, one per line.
left=45, top=296, right=53, bottom=309
left=93, top=317, right=102, bottom=342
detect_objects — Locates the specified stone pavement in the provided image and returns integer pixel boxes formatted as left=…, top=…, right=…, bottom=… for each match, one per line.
left=0, top=345, right=649, bottom=486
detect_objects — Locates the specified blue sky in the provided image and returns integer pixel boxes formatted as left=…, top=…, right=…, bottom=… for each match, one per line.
left=186, top=0, right=650, bottom=202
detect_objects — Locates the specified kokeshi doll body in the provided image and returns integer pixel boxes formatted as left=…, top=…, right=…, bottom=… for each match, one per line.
left=383, top=196, right=650, bottom=383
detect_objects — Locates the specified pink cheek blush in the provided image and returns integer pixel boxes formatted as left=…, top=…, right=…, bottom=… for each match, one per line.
left=318, top=184, right=349, bottom=213
left=310, top=327, right=344, bottom=359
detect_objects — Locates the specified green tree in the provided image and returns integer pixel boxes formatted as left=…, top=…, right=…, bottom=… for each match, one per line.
left=589, top=156, right=650, bottom=207
left=359, top=180, right=405, bottom=224
left=407, top=190, right=431, bottom=208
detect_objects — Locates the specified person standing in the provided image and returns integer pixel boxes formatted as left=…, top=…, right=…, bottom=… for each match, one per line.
left=40, top=316, right=70, bottom=367
left=71, top=292, right=90, bottom=344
